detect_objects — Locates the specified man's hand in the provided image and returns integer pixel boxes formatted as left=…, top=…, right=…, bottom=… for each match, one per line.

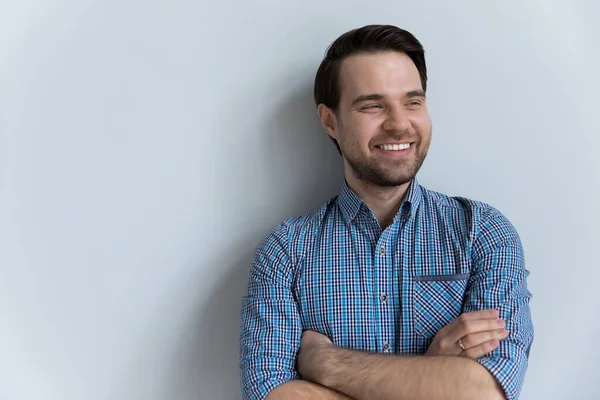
left=425, top=309, right=509, bottom=359
left=297, top=330, right=333, bottom=383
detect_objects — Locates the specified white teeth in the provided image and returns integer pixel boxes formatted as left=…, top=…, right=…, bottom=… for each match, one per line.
left=379, top=143, right=411, bottom=151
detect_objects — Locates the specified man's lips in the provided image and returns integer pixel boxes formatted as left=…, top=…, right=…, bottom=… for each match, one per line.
left=374, top=142, right=414, bottom=156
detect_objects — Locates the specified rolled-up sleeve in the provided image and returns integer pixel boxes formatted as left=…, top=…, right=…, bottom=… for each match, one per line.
left=239, top=223, right=302, bottom=400
left=462, top=207, right=534, bottom=400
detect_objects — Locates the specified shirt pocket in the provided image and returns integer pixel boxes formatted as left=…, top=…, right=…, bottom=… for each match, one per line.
left=413, top=273, right=470, bottom=338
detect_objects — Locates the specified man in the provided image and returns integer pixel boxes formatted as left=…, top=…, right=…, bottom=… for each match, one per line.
left=239, top=24, right=533, bottom=400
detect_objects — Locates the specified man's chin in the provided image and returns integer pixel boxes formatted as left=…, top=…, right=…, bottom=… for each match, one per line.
left=375, top=177, right=415, bottom=187
left=346, top=157, right=421, bottom=187
left=361, top=172, right=416, bottom=188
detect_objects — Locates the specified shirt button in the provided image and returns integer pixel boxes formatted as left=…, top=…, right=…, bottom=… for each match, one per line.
left=383, top=343, right=390, bottom=351
left=379, top=246, right=386, bottom=255
left=379, top=294, right=387, bottom=302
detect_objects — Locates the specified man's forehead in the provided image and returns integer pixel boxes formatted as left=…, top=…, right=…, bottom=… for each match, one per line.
left=338, top=51, right=421, bottom=95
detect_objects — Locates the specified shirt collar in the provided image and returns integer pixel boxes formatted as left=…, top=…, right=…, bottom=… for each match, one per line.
left=394, top=176, right=422, bottom=223
left=338, top=180, right=364, bottom=223
left=338, top=177, right=423, bottom=224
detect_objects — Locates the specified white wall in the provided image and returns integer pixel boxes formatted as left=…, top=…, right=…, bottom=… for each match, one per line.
left=1, top=1, right=598, bottom=399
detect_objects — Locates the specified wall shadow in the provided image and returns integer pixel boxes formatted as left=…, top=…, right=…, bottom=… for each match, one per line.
left=160, top=83, right=343, bottom=399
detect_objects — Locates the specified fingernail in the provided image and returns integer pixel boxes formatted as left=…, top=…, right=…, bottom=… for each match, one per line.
left=497, top=319, right=505, bottom=326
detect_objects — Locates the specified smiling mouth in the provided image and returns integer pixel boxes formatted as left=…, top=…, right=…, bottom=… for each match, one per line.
left=375, top=143, right=412, bottom=151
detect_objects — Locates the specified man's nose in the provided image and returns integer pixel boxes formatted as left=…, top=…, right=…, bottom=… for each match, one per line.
left=382, top=106, right=411, bottom=132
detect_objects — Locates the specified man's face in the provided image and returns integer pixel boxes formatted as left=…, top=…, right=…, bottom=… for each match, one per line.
left=326, top=51, right=432, bottom=187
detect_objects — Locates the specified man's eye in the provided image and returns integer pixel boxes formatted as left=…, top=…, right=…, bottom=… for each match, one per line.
left=362, top=104, right=382, bottom=109
left=406, top=101, right=423, bottom=109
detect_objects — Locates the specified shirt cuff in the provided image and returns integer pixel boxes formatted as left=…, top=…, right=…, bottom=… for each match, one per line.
left=477, top=355, right=527, bottom=400
left=241, top=367, right=298, bottom=400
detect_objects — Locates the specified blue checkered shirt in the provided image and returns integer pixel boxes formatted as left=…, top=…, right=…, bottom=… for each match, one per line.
left=240, top=178, right=534, bottom=400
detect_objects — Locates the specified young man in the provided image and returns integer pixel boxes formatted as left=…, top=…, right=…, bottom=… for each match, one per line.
left=240, top=25, right=533, bottom=400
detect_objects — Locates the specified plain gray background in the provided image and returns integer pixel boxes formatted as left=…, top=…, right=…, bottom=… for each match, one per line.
left=1, top=1, right=599, bottom=399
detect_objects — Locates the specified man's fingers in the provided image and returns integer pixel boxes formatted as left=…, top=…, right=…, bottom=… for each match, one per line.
left=461, top=329, right=509, bottom=350
left=461, top=339, right=502, bottom=359
left=435, top=309, right=499, bottom=338
left=449, top=316, right=505, bottom=340
left=455, top=309, right=499, bottom=322
left=426, top=310, right=505, bottom=358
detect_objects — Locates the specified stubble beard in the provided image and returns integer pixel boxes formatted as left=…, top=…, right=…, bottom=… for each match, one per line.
left=336, top=119, right=431, bottom=188
left=345, top=148, right=428, bottom=187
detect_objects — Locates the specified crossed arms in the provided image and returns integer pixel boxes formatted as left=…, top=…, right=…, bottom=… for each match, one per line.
left=240, top=214, right=534, bottom=400
left=267, top=311, right=507, bottom=400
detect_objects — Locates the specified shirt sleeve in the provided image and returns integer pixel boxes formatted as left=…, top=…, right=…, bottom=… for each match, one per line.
left=462, top=206, right=534, bottom=400
left=239, top=223, right=302, bottom=400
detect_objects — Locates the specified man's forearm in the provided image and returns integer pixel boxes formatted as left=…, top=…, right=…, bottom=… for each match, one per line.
left=266, top=380, right=354, bottom=400
left=315, top=348, right=505, bottom=400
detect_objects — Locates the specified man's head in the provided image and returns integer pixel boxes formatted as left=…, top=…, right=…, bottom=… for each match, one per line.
left=314, top=25, right=431, bottom=187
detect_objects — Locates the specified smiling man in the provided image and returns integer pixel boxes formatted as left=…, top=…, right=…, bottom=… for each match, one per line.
left=240, top=25, right=533, bottom=400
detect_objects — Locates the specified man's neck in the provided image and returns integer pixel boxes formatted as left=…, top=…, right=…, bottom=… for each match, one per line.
left=345, top=174, right=410, bottom=230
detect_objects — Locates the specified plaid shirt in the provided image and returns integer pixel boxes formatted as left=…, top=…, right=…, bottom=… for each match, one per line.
left=240, top=178, right=534, bottom=400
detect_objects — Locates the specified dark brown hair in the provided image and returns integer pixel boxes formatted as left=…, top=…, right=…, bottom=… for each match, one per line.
left=314, top=25, right=427, bottom=154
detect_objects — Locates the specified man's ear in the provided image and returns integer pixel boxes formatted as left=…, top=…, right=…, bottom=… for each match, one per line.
left=317, top=104, right=339, bottom=141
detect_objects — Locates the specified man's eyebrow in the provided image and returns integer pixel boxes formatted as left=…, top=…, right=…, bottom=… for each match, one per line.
left=406, top=89, right=426, bottom=98
left=351, top=90, right=426, bottom=107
